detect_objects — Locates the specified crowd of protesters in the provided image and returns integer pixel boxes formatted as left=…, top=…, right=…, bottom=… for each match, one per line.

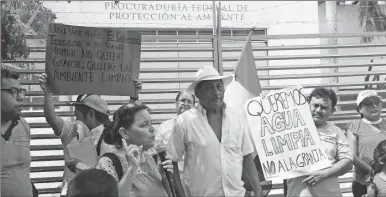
left=1, top=63, right=386, bottom=197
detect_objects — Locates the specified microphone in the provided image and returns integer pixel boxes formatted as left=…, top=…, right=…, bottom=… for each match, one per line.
left=155, top=146, right=177, bottom=197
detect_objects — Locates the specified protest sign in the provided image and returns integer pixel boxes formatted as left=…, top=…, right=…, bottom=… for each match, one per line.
left=245, top=86, right=331, bottom=180
left=45, top=23, right=141, bottom=96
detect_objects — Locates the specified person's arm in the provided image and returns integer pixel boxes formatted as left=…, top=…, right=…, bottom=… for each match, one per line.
left=322, top=158, right=352, bottom=178
left=96, top=156, right=137, bottom=197
left=243, top=154, right=263, bottom=197
left=167, top=120, right=187, bottom=197
left=303, top=128, right=353, bottom=185
left=38, top=74, right=64, bottom=136
left=325, top=127, right=353, bottom=177
left=346, top=129, right=372, bottom=173
left=241, top=122, right=263, bottom=197
left=118, top=164, right=137, bottom=197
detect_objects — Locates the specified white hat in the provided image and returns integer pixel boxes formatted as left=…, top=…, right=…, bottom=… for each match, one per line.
left=66, top=94, right=109, bottom=115
left=356, top=90, right=382, bottom=106
left=186, top=65, right=233, bottom=94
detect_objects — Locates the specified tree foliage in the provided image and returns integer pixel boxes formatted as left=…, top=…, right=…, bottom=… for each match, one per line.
left=358, top=1, right=386, bottom=43
left=1, top=1, right=56, bottom=61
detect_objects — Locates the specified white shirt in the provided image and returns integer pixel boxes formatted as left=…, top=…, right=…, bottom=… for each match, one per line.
left=159, top=117, right=176, bottom=145
left=168, top=104, right=254, bottom=197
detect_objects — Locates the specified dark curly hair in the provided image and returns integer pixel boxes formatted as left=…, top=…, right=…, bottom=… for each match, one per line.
left=371, top=140, right=386, bottom=176
left=98, top=103, right=149, bottom=154
left=366, top=140, right=386, bottom=196
left=308, top=88, right=338, bottom=109
left=67, top=169, right=118, bottom=197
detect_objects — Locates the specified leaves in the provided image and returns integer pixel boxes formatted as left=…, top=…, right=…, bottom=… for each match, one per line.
left=358, top=1, right=386, bottom=43
left=1, top=1, right=56, bottom=61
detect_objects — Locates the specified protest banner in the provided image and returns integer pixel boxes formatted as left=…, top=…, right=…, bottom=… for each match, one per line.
left=245, top=86, right=331, bottom=180
left=45, top=23, right=141, bottom=96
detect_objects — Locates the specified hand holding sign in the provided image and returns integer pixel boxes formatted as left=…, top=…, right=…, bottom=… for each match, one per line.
left=245, top=86, right=331, bottom=180
left=38, top=73, right=49, bottom=93
left=302, top=170, right=328, bottom=186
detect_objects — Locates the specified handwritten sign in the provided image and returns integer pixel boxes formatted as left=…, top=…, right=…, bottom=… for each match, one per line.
left=245, top=86, right=331, bottom=180
left=45, top=23, right=141, bottom=96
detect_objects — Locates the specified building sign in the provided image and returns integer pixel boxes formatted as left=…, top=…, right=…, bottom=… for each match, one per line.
left=105, top=2, right=248, bottom=22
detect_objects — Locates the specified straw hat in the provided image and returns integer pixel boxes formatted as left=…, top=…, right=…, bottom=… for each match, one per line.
left=186, top=65, right=233, bottom=94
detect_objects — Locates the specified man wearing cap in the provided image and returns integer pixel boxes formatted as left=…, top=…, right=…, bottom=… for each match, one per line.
left=167, top=65, right=263, bottom=197
left=38, top=74, right=142, bottom=185
left=346, top=90, right=385, bottom=197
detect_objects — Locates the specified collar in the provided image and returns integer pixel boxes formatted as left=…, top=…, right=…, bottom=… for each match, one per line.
left=91, top=124, right=104, bottom=139
left=362, top=118, right=382, bottom=125
left=316, top=121, right=331, bottom=129
left=91, top=124, right=104, bottom=132
left=197, top=103, right=226, bottom=118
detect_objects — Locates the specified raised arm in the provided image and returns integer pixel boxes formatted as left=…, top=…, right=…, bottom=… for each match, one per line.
left=38, top=73, right=64, bottom=136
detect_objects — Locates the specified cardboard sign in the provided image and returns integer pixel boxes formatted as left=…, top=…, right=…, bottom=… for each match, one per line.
left=245, top=86, right=331, bottom=180
left=45, top=23, right=141, bottom=96
left=66, top=137, right=98, bottom=169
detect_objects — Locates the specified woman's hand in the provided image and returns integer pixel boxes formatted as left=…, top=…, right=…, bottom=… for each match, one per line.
left=161, top=154, right=174, bottom=174
left=125, top=145, right=142, bottom=168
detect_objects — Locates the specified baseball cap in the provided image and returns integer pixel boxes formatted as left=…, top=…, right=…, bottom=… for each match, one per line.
left=356, top=90, right=382, bottom=107
left=66, top=94, right=109, bottom=115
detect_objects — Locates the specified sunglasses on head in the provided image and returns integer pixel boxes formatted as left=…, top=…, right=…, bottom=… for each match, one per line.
left=115, top=100, right=144, bottom=121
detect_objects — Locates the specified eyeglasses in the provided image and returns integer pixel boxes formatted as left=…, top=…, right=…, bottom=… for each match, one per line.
left=1, top=88, right=26, bottom=98
left=362, top=100, right=382, bottom=107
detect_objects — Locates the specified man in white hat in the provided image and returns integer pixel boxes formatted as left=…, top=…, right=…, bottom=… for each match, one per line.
left=168, top=65, right=263, bottom=197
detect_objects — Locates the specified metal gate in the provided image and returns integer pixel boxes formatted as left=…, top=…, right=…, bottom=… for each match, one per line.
left=3, top=30, right=386, bottom=197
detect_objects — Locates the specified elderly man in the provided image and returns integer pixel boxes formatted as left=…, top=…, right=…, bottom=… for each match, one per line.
left=1, top=65, right=37, bottom=197
left=286, top=88, right=353, bottom=197
left=168, top=65, right=263, bottom=197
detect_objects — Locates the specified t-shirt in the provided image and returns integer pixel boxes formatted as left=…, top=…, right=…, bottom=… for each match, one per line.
left=1, top=118, right=33, bottom=197
left=346, top=118, right=386, bottom=185
left=287, top=122, right=353, bottom=197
